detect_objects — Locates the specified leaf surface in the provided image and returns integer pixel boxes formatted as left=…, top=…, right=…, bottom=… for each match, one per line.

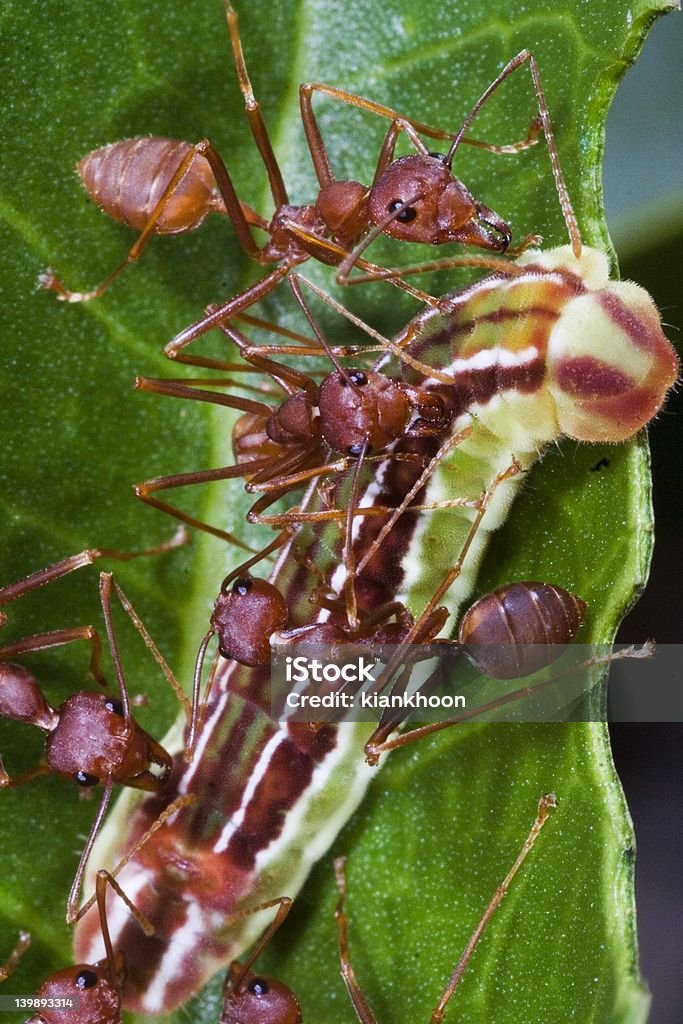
left=0, top=1, right=677, bottom=1021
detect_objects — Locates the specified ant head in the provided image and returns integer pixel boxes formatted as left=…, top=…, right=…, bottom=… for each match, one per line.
left=27, top=959, right=121, bottom=1024
left=213, top=577, right=289, bottom=667
left=318, top=369, right=410, bottom=455
left=368, top=153, right=511, bottom=251
left=44, top=691, right=172, bottom=791
left=0, top=662, right=58, bottom=731
left=222, top=963, right=302, bottom=1024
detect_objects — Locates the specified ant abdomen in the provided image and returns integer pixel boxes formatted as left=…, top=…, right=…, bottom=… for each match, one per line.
left=459, top=581, right=587, bottom=679
left=231, top=412, right=281, bottom=465
left=78, top=137, right=223, bottom=234
left=0, top=662, right=57, bottom=730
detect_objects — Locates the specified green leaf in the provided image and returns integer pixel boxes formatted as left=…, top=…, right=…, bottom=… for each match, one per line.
left=0, top=1, right=676, bottom=1022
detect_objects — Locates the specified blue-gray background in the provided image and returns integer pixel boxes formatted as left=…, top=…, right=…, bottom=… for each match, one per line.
left=605, top=10, right=682, bottom=1022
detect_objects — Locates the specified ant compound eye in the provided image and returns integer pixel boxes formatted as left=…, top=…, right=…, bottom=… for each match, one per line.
left=348, top=370, right=368, bottom=387
left=348, top=443, right=370, bottom=457
left=75, top=969, right=99, bottom=990
left=247, top=977, right=269, bottom=997
left=75, top=770, right=99, bottom=787
left=105, top=697, right=124, bottom=716
left=387, top=200, right=417, bottom=223
left=232, top=577, right=253, bottom=596
left=427, top=151, right=449, bottom=163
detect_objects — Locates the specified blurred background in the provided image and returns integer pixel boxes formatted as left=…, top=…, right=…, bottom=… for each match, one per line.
left=605, top=9, right=682, bottom=1021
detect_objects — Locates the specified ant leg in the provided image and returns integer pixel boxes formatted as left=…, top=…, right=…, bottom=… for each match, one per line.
left=94, top=871, right=154, bottom=952
left=334, top=796, right=555, bottom=1024
left=66, top=775, right=115, bottom=923
left=429, top=794, right=557, bottom=1022
left=76, top=794, right=195, bottom=922
left=241, top=339, right=388, bottom=359
left=287, top=275, right=361, bottom=380
left=0, top=526, right=187, bottom=622
left=300, top=82, right=541, bottom=190
left=224, top=3, right=288, bottom=210
left=249, top=488, right=477, bottom=527
left=134, top=375, right=274, bottom=418
left=0, top=759, right=50, bottom=789
left=445, top=50, right=581, bottom=255
left=134, top=465, right=261, bottom=548
left=280, top=222, right=435, bottom=305
left=146, top=373, right=283, bottom=399
left=134, top=380, right=287, bottom=545
left=234, top=308, right=357, bottom=359
left=334, top=857, right=378, bottom=1024
left=374, top=643, right=654, bottom=759
left=368, top=612, right=654, bottom=760
left=244, top=448, right=444, bottom=521
left=0, top=932, right=32, bottom=982
left=301, top=82, right=455, bottom=189
left=219, top=530, right=294, bottom=590
left=65, top=774, right=194, bottom=923
left=223, top=895, right=293, bottom=994
left=0, top=625, right=106, bottom=686
left=39, top=142, right=212, bottom=303
left=213, top=316, right=319, bottom=395
left=355, top=424, right=474, bottom=574
left=288, top=274, right=460, bottom=383
left=102, top=574, right=195, bottom=758
left=164, top=260, right=295, bottom=363
left=390, top=460, right=523, bottom=652
left=134, top=370, right=321, bottom=543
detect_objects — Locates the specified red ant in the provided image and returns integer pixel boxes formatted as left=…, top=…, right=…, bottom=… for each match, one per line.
left=39, top=1, right=561, bottom=358
left=0, top=544, right=197, bottom=923
left=132, top=275, right=455, bottom=543
left=0, top=932, right=31, bottom=984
